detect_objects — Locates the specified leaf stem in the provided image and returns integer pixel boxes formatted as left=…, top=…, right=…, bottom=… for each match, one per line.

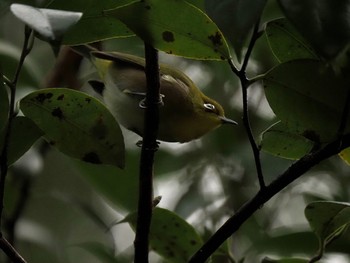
left=134, top=44, right=161, bottom=263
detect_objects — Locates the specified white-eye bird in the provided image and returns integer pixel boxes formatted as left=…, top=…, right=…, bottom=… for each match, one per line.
left=72, top=45, right=237, bottom=143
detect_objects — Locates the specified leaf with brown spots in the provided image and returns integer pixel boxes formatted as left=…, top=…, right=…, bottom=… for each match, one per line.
left=20, top=88, right=125, bottom=168
left=120, top=207, right=203, bottom=263
left=105, top=0, right=230, bottom=60
left=205, top=0, right=267, bottom=60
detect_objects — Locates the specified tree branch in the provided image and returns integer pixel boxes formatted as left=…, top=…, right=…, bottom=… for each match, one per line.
left=229, top=20, right=265, bottom=189
left=189, top=133, right=350, bottom=262
left=0, top=237, right=27, bottom=263
left=4, top=175, right=32, bottom=246
left=0, top=26, right=33, bottom=228
left=0, top=25, right=32, bottom=263
left=134, top=44, right=161, bottom=263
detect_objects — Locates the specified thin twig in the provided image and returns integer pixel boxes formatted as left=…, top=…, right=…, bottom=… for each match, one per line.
left=241, top=19, right=262, bottom=74
left=229, top=20, right=265, bottom=189
left=4, top=175, right=32, bottom=246
left=0, top=25, right=33, bottom=263
left=0, top=237, right=27, bottom=263
left=2, top=75, right=12, bottom=88
left=189, top=133, right=350, bottom=262
left=0, top=26, right=33, bottom=229
left=134, top=44, right=161, bottom=263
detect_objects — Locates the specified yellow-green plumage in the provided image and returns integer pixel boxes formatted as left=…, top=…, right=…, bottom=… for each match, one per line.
left=73, top=46, right=236, bottom=142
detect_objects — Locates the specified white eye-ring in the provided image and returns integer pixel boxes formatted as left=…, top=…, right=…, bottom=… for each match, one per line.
left=204, top=103, right=215, bottom=112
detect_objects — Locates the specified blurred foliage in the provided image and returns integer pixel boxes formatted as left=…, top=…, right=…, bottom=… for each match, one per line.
left=1, top=1, right=350, bottom=263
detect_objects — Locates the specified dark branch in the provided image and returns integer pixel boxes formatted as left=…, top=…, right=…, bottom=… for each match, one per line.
left=0, top=25, right=33, bottom=263
left=0, top=26, right=33, bottom=228
left=229, top=20, right=265, bottom=189
left=189, top=133, right=350, bottom=262
left=4, top=175, right=32, bottom=246
left=0, top=237, right=27, bottom=263
left=134, top=44, right=161, bottom=263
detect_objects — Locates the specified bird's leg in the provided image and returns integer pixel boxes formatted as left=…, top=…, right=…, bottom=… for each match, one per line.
left=139, top=94, right=165, bottom=109
left=136, top=140, right=161, bottom=150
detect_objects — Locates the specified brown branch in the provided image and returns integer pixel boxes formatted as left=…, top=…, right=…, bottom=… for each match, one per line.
left=189, top=133, right=350, bottom=262
left=134, top=44, right=161, bottom=263
left=0, top=237, right=27, bottom=263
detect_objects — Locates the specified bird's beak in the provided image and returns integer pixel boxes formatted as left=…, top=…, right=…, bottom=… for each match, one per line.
left=219, top=116, right=238, bottom=125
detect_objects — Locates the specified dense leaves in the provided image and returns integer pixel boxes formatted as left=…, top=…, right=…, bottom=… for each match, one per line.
left=1, top=1, right=350, bottom=263
left=305, top=201, right=350, bottom=258
left=279, top=0, right=350, bottom=59
left=263, top=59, right=350, bottom=143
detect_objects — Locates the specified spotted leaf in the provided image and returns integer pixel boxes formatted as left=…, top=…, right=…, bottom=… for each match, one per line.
left=20, top=88, right=125, bottom=168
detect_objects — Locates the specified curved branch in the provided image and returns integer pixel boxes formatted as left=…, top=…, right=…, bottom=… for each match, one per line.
left=189, top=133, right=350, bottom=262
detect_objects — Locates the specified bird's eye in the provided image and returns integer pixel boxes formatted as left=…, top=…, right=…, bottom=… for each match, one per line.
left=204, top=103, right=216, bottom=112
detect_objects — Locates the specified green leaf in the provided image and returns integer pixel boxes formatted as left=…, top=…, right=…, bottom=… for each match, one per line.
left=75, top=151, right=139, bottom=211
left=260, top=122, right=314, bottom=160
left=253, top=231, right=318, bottom=256
left=205, top=0, right=267, bottom=60
left=339, top=147, right=350, bottom=165
left=10, top=4, right=82, bottom=42
left=1, top=116, right=44, bottom=165
left=279, top=0, right=350, bottom=59
left=0, top=72, right=9, bottom=132
left=263, top=59, right=350, bottom=143
left=20, top=88, right=125, bottom=168
left=105, top=0, right=230, bottom=60
left=265, top=18, right=319, bottom=63
left=305, top=201, right=350, bottom=254
left=122, top=207, right=203, bottom=263
left=47, top=0, right=135, bottom=45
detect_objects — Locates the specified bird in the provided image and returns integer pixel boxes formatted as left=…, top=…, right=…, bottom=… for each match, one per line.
left=72, top=45, right=237, bottom=143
